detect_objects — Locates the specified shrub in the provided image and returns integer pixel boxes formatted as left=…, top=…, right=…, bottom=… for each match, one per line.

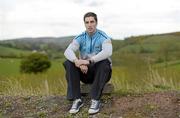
left=20, top=52, right=51, bottom=74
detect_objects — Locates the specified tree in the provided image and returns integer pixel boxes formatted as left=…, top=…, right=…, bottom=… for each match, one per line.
left=20, top=52, right=51, bottom=74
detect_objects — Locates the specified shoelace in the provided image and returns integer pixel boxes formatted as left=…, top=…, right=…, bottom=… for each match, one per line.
left=90, top=100, right=98, bottom=109
left=72, top=99, right=81, bottom=108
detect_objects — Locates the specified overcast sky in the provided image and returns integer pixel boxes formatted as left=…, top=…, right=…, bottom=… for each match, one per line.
left=0, top=0, right=180, bottom=40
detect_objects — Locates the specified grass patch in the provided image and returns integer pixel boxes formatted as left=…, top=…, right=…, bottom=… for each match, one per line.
left=0, top=57, right=180, bottom=96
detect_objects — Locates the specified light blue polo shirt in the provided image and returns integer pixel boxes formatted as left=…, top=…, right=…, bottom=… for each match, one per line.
left=74, top=29, right=110, bottom=59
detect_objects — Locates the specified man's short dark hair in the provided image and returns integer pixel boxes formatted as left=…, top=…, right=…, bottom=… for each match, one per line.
left=83, top=12, right=98, bottom=23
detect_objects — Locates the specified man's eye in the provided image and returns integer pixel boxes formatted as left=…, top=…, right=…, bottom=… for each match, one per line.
left=85, top=21, right=89, bottom=24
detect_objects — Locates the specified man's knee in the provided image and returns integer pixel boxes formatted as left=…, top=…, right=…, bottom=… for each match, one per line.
left=95, top=59, right=112, bottom=81
left=63, top=60, right=74, bottom=69
left=96, top=59, right=111, bottom=71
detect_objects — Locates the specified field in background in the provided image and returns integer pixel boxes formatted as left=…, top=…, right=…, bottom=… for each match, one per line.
left=0, top=57, right=179, bottom=96
left=0, top=58, right=67, bottom=95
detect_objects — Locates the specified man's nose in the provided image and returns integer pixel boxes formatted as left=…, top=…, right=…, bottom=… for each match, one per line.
left=87, top=23, right=91, bottom=27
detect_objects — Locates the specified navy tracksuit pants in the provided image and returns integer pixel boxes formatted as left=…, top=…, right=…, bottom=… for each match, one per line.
left=63, top=59, right=112, bottom=100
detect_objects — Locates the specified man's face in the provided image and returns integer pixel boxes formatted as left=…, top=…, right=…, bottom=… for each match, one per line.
left=84, top=16, right=97, bottom=35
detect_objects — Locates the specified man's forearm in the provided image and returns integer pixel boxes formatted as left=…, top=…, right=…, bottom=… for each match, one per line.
left=91, top=42, right=112, bottom=63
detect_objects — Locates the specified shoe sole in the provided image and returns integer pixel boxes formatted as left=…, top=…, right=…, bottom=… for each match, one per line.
left=69, top=103, right=83, bottom=114
left=88, top=109, right=99, bottom=115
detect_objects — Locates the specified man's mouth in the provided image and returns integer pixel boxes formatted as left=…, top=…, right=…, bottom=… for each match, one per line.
left=88, top=28, right=92, bottom=31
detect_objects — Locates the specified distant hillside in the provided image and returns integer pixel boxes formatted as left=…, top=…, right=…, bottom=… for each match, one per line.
left=111, top=31, right=180, bottom=65
left=0, top=36, right=75, bottom=58
left=113, top=31, right=180, bottom=53
left=1, top=32, right=180, bottom=53
left=0, top=36, right=74, bottom=51
left=0, top=32, right=180, bottom=60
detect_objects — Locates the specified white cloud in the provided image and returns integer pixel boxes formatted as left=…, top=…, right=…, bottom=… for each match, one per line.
left=0, top=0, right=180, bottom=40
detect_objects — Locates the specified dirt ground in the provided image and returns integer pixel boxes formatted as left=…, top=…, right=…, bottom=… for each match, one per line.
left=0, top=91, right=179, bottom=118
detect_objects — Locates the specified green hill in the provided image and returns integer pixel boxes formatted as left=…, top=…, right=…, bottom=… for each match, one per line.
left=113, top=31, right=180, bottom=53
left=112, top=32, right=180, bottom=66
left=0, top=36, right=74, bottom=58
left=0, top=45, right=31, bottom=58
left=0, top=36, right=74, bottom=51
left=0, top=31, right=180, bottom=61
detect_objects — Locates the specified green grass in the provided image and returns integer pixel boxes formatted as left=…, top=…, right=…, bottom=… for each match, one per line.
left=0, top=57, right=180, bottom=96
left=116, top=43, right=159, bottom=53
left=154, top=60, right=180, bottom=68
left=0, top=58, right=67, bottom=95
left=0, top=58, right=21, bottom=76
left=111, top=54, right=180, bottom=94
left=0, top=45, right=30, bottom=57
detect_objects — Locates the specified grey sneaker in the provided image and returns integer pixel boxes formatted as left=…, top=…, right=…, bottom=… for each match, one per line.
left=88, top=99, right=100, bottom=114
left=69, top=99, right=83, bottom=114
